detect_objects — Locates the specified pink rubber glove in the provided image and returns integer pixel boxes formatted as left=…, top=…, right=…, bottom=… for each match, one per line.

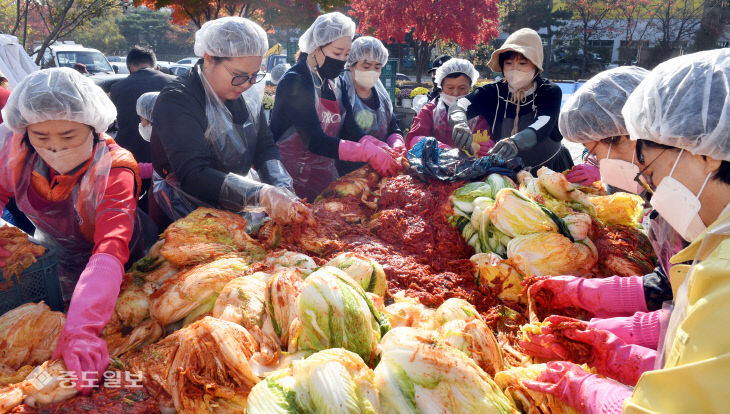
left=588, top=309, right=667, bottom=350
left=138, top=162, right=154, bottom=180
left=359, top=135, right=390, bottom=151
left=0, top=239, right=10, bottom=267
left=566, top=164, right=601, bottom=185
left=523, top=315, right=655, bottom=386
left=528, top=275, right=648, bottom=318
left=52, top=253, right=123, bottom=394
left=386, top=133, right=405, bottom=150
left=339, top=140, right=400, bottom=177
left=523, top=361, right=632, bottom=414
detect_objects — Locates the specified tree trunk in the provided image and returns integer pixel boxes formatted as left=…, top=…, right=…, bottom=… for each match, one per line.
left=414, top=41, right=432, bottom=84
left=34, top=0, right=76, bottom=65
left=581, top=21, right=589, bottom=78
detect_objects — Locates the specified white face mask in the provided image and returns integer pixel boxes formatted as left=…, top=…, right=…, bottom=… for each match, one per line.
left=138, top=123, right=153, bottom=142
left=35, top=132, right=94, bottom=175
left=650, top=149, right=712, bottom=242
left=439, top=92, right=466, bottom=107
left=353, top=69, right=380, bottom=89
left=599, top=143, right=643, bottom=193
left=504, top=69, right=534, bottom=90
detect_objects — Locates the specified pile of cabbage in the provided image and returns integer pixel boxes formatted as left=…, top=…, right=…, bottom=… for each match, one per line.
left=450, top=168, right=650, bottom=302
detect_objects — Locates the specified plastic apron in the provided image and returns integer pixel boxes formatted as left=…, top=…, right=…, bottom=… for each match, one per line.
left=153, top=66, right=265, bottom=227
left=278, top=71, right=343, bottom=201
left=644, top=212, right=688, bottom=276
left=431, top=99, right=488, bottom=149
left=14, top=141, right=111, bottom=299
left=656, top=205, right=730, bottom=369
left=341, top=71, right=391, bottom=140
left=496, top=90, right=562, bottom=169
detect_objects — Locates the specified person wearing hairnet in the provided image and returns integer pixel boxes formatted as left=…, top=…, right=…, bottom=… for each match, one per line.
left=338, top=36, right=404, bottom=175
left=0, top=68, right=151, bottom=393
left=426, top=54, right=452, bottom=101
left=520, top=48, right=730, bottom=414
left=150, top=17, right=310, bottom=228
left=270, top=12, right=399, bottom=201
left=448, top=28, right=573, bottom=170
left=405, top=58, right=493, bottom=155
left=135, top=92, right=158, bottom=179
left=559, top=66, right=649, bottom=188
left=269, top=63, right=290, bottom=86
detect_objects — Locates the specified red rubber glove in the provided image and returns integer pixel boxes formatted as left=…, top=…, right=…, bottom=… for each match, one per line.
left=528, top=275, right=648, bottom=318
left=587, top=309, right=667, bottom=350
left=0, top=239, right=10, bottom=267
left=53, top=253, right=123, bottom=393
left=521, top=316, right=656, bottom=386
left=523, top=361, right=632, bottom=414
left=566, top=164, right=601, bottom=185
left=386, top=133, right=405, bottom=150
left=339, top=140, right=400, bottom=177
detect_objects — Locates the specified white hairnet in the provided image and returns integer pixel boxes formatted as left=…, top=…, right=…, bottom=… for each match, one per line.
left=136, top=92, right=159, bottom=122
left=435, top=58, right=479, bottom=87
left=194, top=16, right=268, bottom=58
left=1, top=67, right=116, bottom=134
left=298, top=12, right=355, bottom=54
left=347, top=36, right=389, bottom=67
left=270, top=63, right=290, bottom=85
left=559, top=66, right=649, bottom=144
left=623, top=48, right=730, bottom=161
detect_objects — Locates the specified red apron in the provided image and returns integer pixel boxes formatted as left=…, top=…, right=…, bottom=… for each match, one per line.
left=278, top=75, right=344, bottom=202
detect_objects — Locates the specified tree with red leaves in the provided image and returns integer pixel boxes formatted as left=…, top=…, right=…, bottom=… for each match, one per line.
left=350, top=0, right=500, bottom=82
left=135, top=0, right=347, bottom=30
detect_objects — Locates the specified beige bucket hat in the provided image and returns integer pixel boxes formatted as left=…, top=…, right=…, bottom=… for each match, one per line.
left=487, top=28, right=544, bottom=73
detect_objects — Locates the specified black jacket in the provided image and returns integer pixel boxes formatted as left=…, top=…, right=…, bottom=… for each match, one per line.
left=269, top=57, right=364, bottom=159
left=151, top=63, right=286, bottom=205
left=110, top=68, right=176, bottom=163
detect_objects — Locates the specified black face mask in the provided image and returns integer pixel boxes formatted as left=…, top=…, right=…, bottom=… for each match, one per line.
left=315, top=48, right=346, bottom=80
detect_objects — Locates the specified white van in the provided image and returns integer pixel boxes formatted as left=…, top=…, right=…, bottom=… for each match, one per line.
left=39, top=42, right=116, bottom=75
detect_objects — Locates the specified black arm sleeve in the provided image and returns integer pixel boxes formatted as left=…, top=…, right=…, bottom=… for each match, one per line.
left=276, top=74, right=342, bottom=159
left=155, top=89, right=226, bottom=204
left=529, top=83, right=562, bottom=142
left=464, top=84, right=497, bottom=120
left=643, top=267, right=674, bottom=311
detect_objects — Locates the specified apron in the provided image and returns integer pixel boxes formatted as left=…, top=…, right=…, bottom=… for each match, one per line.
left=341, top=71, right=391, bottom=140
left=153, top=66, right=265, bottom=227
left=15, top=141, right=111, bottom=299
left=497, top=98, right=562, bottom=169
left=431, top=100, right=489, bottom=148
left=278, top=72, right=343, bottom=201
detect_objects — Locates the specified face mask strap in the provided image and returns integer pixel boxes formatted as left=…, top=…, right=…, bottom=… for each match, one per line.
left=696, top=170, right=713, bottom=199
left=606, top=143, right=612, bottom=159
left=631, top=147, right=637, bottom=164
left=668, top=149, right=684, bottom=178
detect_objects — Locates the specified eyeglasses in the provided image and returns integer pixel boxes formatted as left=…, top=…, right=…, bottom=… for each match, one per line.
left=633, top=140, right=668, bottom=194
left=221, top=63, right=265, bottom=86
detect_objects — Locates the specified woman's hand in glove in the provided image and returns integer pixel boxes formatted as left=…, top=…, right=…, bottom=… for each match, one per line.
left=260, top=186, right=313, bottom=224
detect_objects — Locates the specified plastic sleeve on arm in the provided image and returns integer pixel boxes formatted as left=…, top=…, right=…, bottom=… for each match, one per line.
left=218, top=172, right=265, bottom=212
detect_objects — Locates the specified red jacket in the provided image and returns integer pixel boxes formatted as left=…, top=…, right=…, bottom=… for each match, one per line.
left=0, top=86, right=10, bottom=123
left=0, top=134, right=140, bottom=265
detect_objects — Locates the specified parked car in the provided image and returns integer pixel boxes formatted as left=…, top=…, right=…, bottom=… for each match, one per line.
left=39, top=42, right=116, bottom=75
left=396, top=73, right=410, bottom=82
left=106, top=56, right=126, bottom=63
left=168, top=63, right=194, bottom=77
left=176, top=57, right=199, bottom=65
left=264, top=54, right=287, bottom=72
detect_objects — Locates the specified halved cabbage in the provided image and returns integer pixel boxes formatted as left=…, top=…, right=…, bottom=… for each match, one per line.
left=471, top=253, right=525, bottom=303
left=375, top=327, right=515, bottom=414
left=295, top=267, right=389, bottom=365
left=507, top=233, right=598, bottom=277
left=326, top=252, right=387, bottom=296
left=438, top=318, right=505, bottom=377
left=490, top=188, right=560, bottom=238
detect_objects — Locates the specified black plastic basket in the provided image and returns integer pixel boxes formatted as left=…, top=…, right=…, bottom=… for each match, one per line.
left=0, top=245, right=62, bottom=315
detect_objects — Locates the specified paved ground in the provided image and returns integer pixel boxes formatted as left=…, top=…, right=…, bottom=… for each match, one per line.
left=563, top=139, right=586, bottom=164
